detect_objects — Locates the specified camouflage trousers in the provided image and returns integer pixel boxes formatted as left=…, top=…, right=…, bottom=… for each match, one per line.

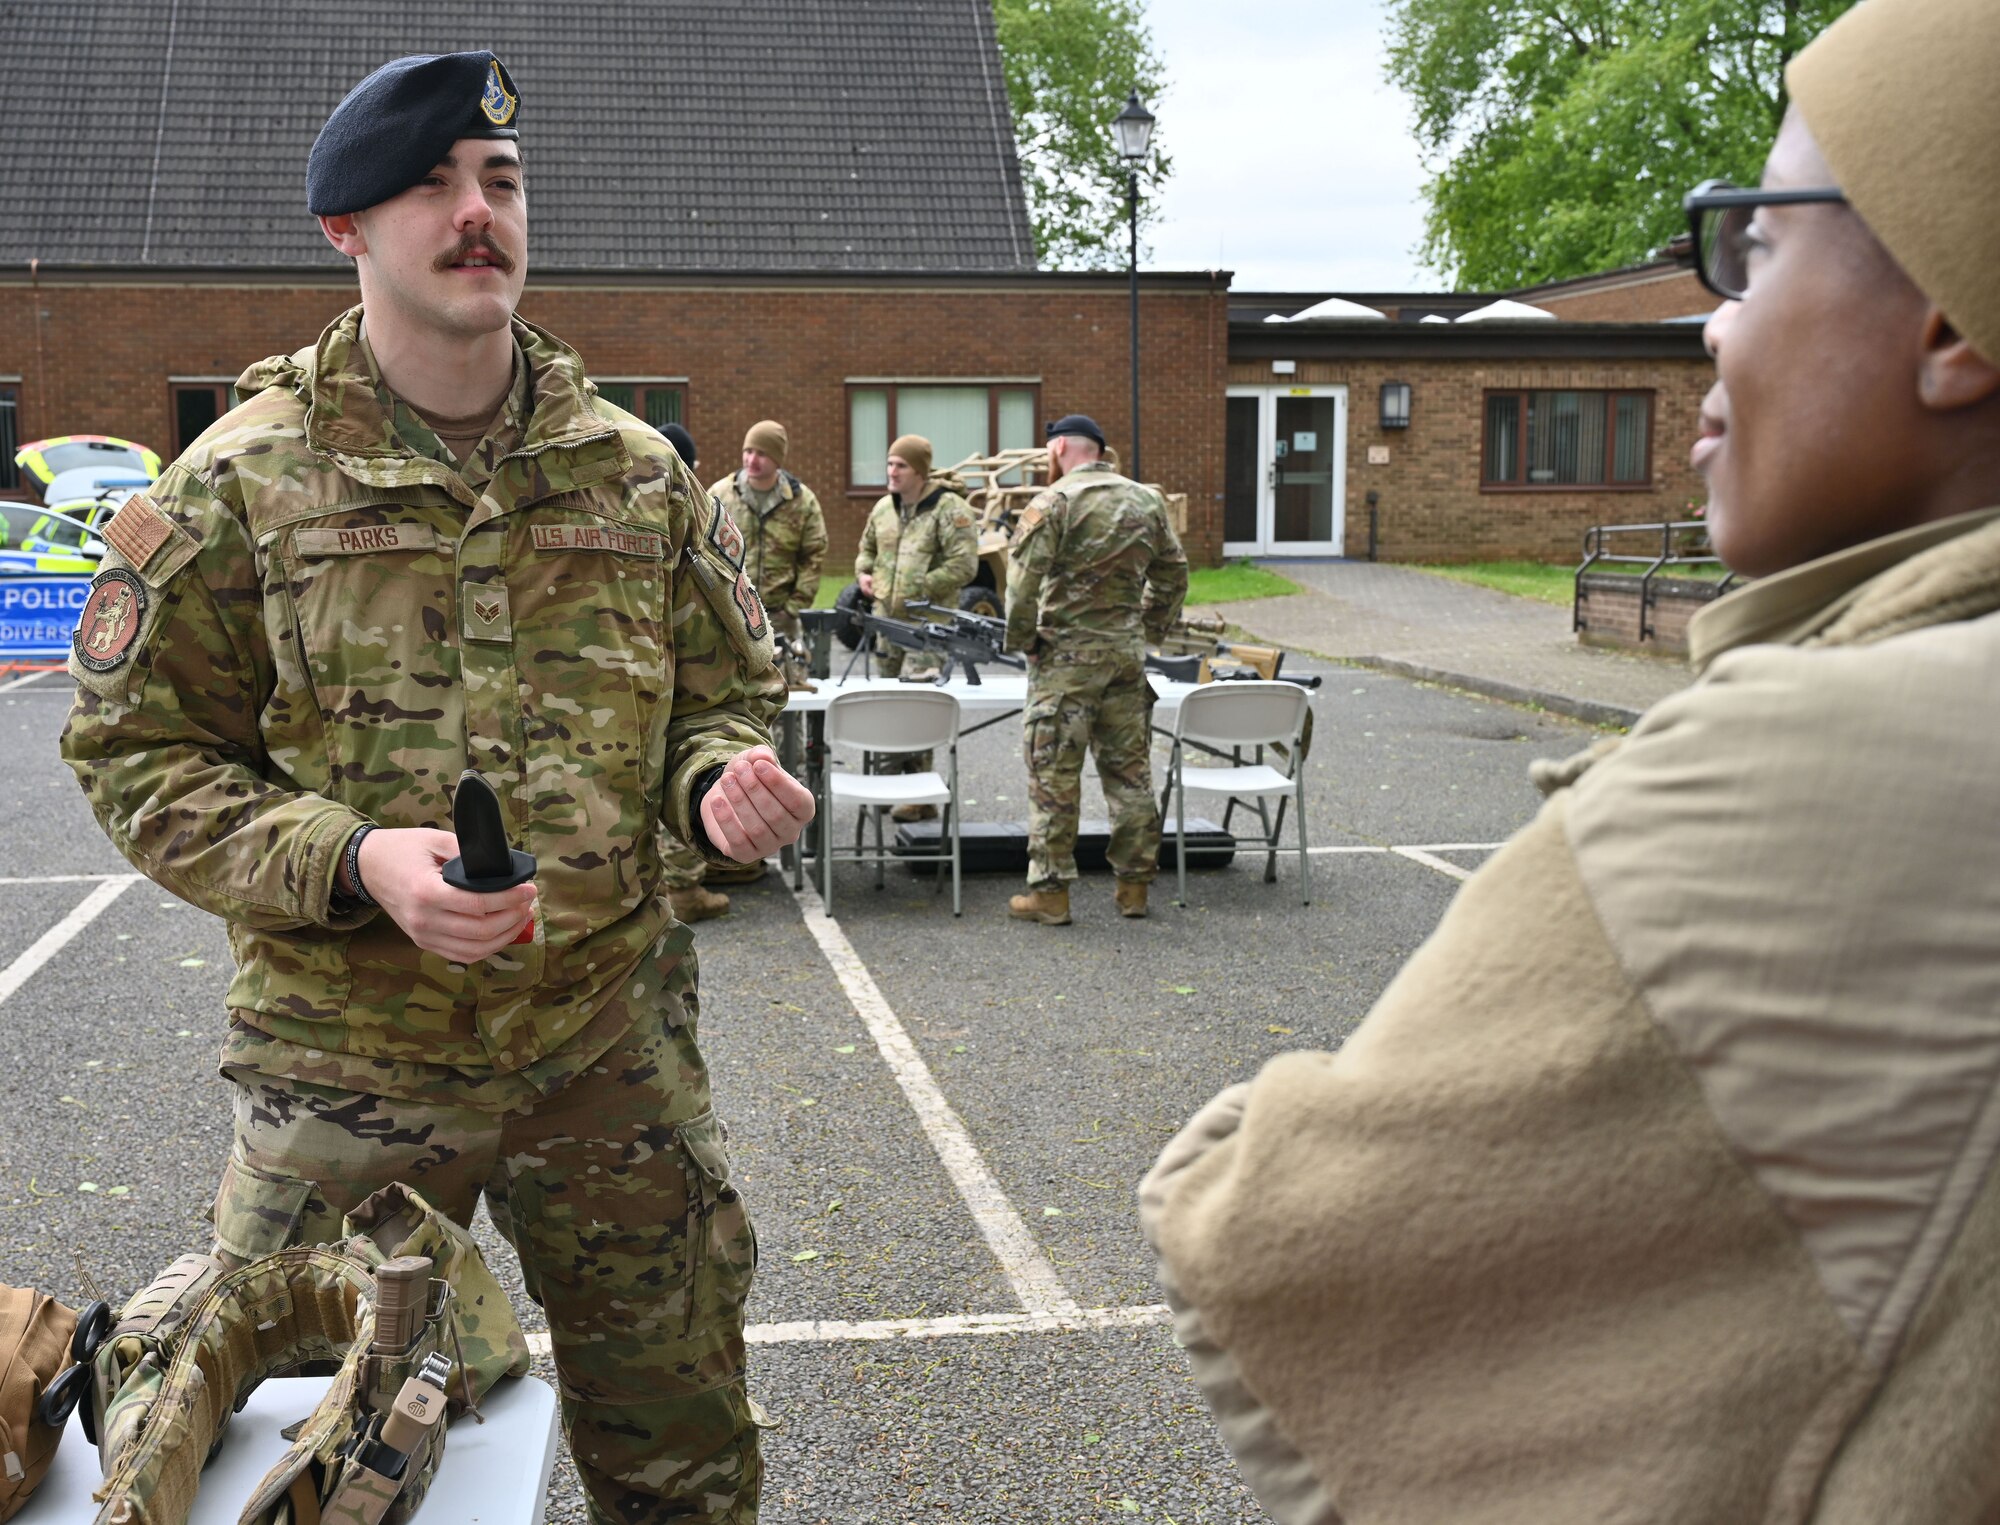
left=870, top=640, right=941, bottom=774
left=211, top=956, right=760, bottom=1525
left=1023, top=649, right=1160, bottom=889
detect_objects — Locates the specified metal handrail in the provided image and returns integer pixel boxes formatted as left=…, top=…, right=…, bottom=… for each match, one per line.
left=1574, top=521, right=1734, bottom=636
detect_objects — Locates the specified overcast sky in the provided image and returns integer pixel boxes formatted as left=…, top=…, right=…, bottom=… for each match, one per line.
left=1140, top=0, right=1432, bottom=293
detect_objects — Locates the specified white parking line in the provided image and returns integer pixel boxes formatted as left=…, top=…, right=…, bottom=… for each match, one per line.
left=0, top=876, right=139, bottom=1008
left=524, top=1304, right=1169, bottom=1356
left=1392, top=847, right=1477, bottom=883
left=790, top=878, right=1083, bottom=1320
left=0, top=670, right=61, bottom=693
left=0, top=873, right=148, bottom=885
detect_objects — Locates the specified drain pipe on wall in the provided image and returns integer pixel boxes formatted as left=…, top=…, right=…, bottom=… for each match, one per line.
left=1366, top=490, right=1380, bottom=562
left=29, top=257, right=50, bottom=436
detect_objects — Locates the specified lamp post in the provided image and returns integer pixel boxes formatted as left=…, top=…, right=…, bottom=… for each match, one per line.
left=1112, top=90, right=1155, bottom=479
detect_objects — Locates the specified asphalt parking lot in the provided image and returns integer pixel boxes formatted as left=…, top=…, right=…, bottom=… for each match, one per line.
left=0, top=663, right=1602, bottom=1523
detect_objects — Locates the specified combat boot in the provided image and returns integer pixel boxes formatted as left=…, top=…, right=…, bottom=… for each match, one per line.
left=1008, top=886, right=1071, bottom=925
left=1115, top=880, right=1149, bottom=919
left=668, top=884, right=731, bottom=923
left=891, top=803, right=939, bottom=823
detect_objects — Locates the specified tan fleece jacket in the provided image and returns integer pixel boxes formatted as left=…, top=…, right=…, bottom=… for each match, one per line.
left=1142, top=509, right=2000, bottom=1525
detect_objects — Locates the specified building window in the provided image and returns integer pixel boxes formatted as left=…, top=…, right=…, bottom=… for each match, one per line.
left=1482, top=390, right=1653, bottom=488
left=172, top=382, right=233, bottom=457
left=0, top=384, right=20, bottom=496
left=847, top=382, right=1040, bottom=491
left=593, top=381, right=685, bottom=433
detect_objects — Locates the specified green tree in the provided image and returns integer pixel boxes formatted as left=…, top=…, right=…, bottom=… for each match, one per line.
left=992, top=0, right=1171, bottom=270
left=1385, top=0, right=1856, bottom=288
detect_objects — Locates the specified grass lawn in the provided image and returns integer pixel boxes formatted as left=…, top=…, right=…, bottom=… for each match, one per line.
left=1416, top=561, right=1576, bottom=606
left=1184, top=559, right=1301, bottom=605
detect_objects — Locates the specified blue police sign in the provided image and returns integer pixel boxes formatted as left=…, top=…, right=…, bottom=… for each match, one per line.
left=0, top=576, right=91, bottom=660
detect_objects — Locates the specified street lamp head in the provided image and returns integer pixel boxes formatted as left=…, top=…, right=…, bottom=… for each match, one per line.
left=1112, top=91, right=1155, bottom=164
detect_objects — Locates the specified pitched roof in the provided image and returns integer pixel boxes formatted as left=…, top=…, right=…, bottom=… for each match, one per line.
left=1, top=0, right=1035, bottom=272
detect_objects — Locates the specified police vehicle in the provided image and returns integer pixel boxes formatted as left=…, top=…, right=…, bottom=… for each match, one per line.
left=0, top=500, right=106, bottom=576
left=12, top=435, right=161, bottom=506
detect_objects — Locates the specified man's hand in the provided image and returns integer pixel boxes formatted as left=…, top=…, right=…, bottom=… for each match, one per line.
left=857, top=572, right=875, bottom=597
left=701, top=746, right=815, bottom=861
left=354, top=827, right=537, bottom=964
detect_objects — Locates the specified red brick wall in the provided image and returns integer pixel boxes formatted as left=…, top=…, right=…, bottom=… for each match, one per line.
left=1229, top=355, right=1715, bottom=563
left=1, top=276, right=1231, bottom=567
left=1531, top=268, right=1719, bottom=323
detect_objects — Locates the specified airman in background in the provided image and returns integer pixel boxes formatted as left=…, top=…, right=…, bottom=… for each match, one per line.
left=711, top=419, right=827, bottom=648
left=854, top=433, right=978, bottom=815
left=1004, top=414, right=1187, bottom=924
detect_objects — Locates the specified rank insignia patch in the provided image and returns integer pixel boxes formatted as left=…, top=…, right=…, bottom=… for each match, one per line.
left=708, top=497, right=746, bottom=571
left=480, top=61, right=517, bottom=126
left=74, top=568, right=148, bottom=672
left=733, top=570, right=767, bottom=639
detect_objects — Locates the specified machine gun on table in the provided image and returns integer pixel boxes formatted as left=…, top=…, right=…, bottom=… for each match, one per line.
left=853, top=607, right=1025, bottom=686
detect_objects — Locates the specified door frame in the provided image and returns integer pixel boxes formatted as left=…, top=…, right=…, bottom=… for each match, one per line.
left=1223, top=384, right=1348, bottom=558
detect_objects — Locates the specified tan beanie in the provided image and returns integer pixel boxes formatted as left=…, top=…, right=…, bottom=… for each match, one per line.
left=743, top=419, right=788, bottom=465
left=1788, top=0, right=2000, bottom=361
left=888, top=434, right=932, bottom=478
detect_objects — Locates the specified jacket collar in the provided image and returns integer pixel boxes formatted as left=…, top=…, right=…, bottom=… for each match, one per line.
left=245, top=305, right=627, bottom=496
left=1690, top=507, right=2000, bottom=671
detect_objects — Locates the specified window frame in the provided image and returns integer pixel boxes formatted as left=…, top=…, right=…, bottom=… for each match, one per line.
left=590, top=378, right=688, bottom=434
left=1480, top=387, right=1656, bottom=492
left=170, top=379, right=235, bottom=458
left=844, top=380, right=1043, bottom=495
left=0, top=381, right=24, bottom=499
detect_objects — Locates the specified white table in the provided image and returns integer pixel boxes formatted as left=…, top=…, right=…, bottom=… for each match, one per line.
left=29, top=1374, right=559, bottom=1524
left=775, top=674, right=1199, bottom=885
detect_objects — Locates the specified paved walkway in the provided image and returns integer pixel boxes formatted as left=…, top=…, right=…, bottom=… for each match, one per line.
left=1211, top=560, right=1694, bottom=726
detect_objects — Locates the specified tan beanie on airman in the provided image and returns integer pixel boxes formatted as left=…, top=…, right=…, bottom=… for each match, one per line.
left=1787, top=0, right=2000, bottom=362
left=743, top=419, right=788, bottom=465
left=888, top=434, right=932, bottom=478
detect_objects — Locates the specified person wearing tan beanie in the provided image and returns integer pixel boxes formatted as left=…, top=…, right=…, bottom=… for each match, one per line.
left=849, top=434, right=978, bottom=814
left=708, top=420, right=826, bottom=648
left=1144, top=1, right=2000, bottom=1520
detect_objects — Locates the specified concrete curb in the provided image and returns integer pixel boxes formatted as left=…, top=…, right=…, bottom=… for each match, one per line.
left=1349, top=656, right=1643, bottom=730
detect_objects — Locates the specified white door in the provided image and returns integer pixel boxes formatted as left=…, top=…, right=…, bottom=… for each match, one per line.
left=1223, top=386, right=1347, bottom=557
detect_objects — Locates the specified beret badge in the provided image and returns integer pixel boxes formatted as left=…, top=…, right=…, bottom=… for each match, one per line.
left=480, top=61, right=517, bottom=126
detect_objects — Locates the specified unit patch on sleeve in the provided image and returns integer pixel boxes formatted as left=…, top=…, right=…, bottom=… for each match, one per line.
left=732, top=570, right=768, bottom=640
left=707, top=497, right=746, bottom=571
left=73, top=568, right=149, bottom=672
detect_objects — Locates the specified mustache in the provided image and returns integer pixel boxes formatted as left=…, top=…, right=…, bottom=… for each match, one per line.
left=433, top=234, right=516, bottom=273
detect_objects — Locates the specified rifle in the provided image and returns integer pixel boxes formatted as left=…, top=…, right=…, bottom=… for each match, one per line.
left=904, top=599, right=1010, bottom=649
left=856, top=610, right=1025, bottom=686
left=1144, top=649, right=1322, bottom=690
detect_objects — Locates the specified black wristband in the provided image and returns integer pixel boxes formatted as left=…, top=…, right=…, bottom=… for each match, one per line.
left=343, top=825, right=379, bottom=909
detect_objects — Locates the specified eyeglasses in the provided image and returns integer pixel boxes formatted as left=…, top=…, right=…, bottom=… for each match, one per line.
left=1683, top=179, right=1848, bottom=301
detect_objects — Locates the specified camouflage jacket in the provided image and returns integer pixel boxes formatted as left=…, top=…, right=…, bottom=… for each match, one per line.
left=59, top=305, right=783, bottom=1083
left=853, top=481, right=977, bottom=618
left=708, top=469, right=827, bottom=615
left=1004, top=463, right=1189, bottom=657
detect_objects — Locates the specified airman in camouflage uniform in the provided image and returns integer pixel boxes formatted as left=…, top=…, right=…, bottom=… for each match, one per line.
left=1004, top=416, right=1188, bottom=924
left=58, top=51, right=811, bottom=1525
left=711, top=420, right=828, bottom=646
left=853, top=434, right=978, bottom=799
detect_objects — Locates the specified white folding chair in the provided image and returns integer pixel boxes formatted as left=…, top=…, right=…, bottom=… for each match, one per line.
left=820, top=688, right=964, bottom=916
left=1162, top=681, right=1312, bottom=907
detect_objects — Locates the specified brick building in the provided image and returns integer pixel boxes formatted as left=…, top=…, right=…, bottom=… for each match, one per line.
left=1223, top=267, right=1718, bottom=564
left=0, top=0, right=1231, bottom=565
left=0, top=0, right=1720, bottom=571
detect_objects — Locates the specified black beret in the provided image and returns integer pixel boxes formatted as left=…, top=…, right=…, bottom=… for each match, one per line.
left=309, top=52, right=520, bottom=217
left=663, top=424, right=698, bottom=467
left=1045, top=413, right=1106, bottom=449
